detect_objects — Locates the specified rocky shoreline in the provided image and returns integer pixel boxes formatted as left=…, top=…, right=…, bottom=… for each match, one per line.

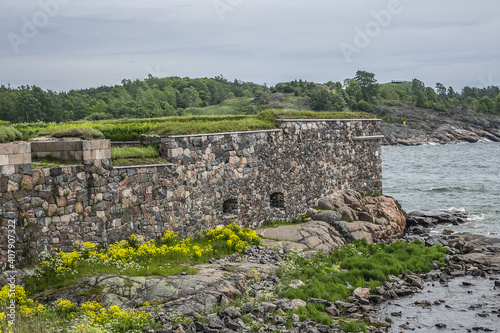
left=3, top=192, right=499, bottom=333
left=144, top=234, right=500, bottom=333
left=145, top=208, right=500, bottom=333
left=379, top=105, right=500, bottom=146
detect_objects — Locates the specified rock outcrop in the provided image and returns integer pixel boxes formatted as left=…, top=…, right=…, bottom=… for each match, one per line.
left=257, top=190, right=406, bottom=251
left=406, top=209, right=468, bottom=235
left=379, top=105, right=500, bottom=145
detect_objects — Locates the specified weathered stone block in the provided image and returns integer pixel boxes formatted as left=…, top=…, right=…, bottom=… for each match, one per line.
left=90, top=140, right=101, bottom=150
left=82, top=140, right=91, bottom=150
left=9, top=153, right=25, bottom=165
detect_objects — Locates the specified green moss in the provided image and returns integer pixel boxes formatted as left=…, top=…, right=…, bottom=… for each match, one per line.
left=342, top=215, right=353, bottom=222
left=76, top=285, right=104, bottom=297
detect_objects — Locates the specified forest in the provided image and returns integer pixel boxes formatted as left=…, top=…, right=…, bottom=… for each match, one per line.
left=1, top=71, right=500, bottom=125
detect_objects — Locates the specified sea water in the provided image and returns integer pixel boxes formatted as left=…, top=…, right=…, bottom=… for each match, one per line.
left=382, top=141, right=500, bottom=236
left=381, top=142, right=500, bottom=332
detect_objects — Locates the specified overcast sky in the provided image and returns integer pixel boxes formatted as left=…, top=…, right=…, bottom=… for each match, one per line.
left=1, top=0, right=499, bottom=92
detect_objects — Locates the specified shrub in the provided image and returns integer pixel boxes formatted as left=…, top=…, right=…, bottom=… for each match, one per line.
left=356, top=100, right=374, bottom=113
left=0, top=286, right=156, bottom=333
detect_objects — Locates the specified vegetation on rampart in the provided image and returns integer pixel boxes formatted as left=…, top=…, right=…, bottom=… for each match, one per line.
left=7, top=110, right=372, bottom=142
left=0, top=126, right=22, bottom=143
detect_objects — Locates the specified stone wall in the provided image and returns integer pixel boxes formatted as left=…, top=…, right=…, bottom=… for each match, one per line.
left=30, top=138, right=112, bottom=166
left=0, top=119, right=382, bottom=269
left=0, top=142, right=31, bottom=174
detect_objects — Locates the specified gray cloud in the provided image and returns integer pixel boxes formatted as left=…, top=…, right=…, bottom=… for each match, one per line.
left=1, top=0, right=499, bottom=91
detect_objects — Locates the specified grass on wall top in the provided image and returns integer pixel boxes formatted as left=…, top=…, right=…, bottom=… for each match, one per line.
left=12, top=110, right=376, bottom=141
left=38, top=126, right=105, bottom=140
left=259, top=109, right=374, bottom=120
left=0, top=126, right=22, bottom=143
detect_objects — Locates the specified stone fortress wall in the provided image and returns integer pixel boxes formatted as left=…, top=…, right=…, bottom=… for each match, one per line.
left=0, top=119, right=383, bottom=268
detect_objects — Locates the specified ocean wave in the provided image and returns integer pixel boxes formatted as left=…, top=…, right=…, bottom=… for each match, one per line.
left=427, top=186, right=466, bottom=193
left=467, top=213, right=485, bottom=221
left=447, top=207, right=466, bottom=212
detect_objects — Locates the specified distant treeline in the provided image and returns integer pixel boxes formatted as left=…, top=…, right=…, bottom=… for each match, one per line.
left=1, top=71, right=499, bottom=124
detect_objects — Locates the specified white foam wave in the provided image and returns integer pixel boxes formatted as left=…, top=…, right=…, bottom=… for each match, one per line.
left=447, top=207, right=466, bottom=212
left=468, top=213, right=485, bottom=221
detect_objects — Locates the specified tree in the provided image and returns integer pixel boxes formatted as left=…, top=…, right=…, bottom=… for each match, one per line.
left=345, top=80, right=363, bottom=104
left=353, top=71, right=378, bottom=102
left=447, top=86, right=457, bottom=98
left=180, top=87, right=202, bottom=108
left=17, top=91, right=44, bottom=122
left=494, top=94, right=500, bottom=115
left=310, top=89, right=333, bottom=111
left=436, top=83, right=447, bottom=98
left=412, top=79, right=428, bottom=108
left=476, top=96, right=494, bottom=114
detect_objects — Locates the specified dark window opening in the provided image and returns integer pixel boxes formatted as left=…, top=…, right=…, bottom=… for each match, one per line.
left=223, top=198, right=238, bottom=214
left=270, top=192, right=285, bottom=208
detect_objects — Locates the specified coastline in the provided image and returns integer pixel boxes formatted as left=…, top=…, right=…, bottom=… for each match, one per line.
left=379, top=106, right=500, bottom=146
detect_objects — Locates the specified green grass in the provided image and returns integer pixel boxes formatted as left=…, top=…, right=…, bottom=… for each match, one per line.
left=111, top=145, right=167, bottom=166
left=0, top=126, right=22, bottom=143
left=32, top=154, right=82, bottom=168
left=26, top=261, right=198, bottom=296
left=25, top=224, right=261, bottom=295
left=259, top=109, right=373, bottom=120
left=294, top=303, right=333, bottom=326
left=38, top=126, right=105, bottom=139
left=112, top=157, right=168, bottom=166
left=337, top=318, right=368, bottom=333
left=0, top=311, right=69, bottom=333
left=12, top=108, right=375, bottom=141
left=182, top=98, right=256, bottom=116
left=258, top=220, right=307, bottom=229
left=111, top=145, right=159, bottom=159
left=278, top=239, right=446, bottom=327
left=149, top=116, right=276, bottom=135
